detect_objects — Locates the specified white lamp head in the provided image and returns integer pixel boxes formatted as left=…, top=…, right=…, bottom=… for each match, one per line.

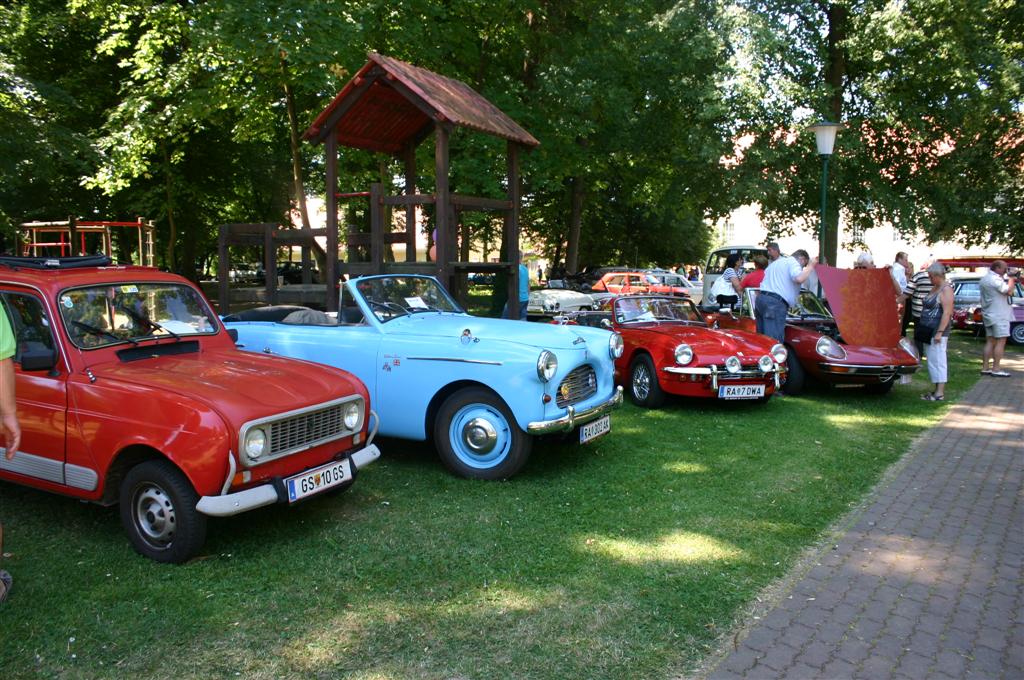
left=810, top=120, right=842, bottom=156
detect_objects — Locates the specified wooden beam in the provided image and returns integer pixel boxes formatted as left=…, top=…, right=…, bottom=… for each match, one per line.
left=218, top=224, right=229, bottom=315
left=382, top=193, right=435, bottom=206
left=369, top=182, right=384, bottom=275
left=506, top=142, right=521, bottom=319
left=450, top=194, right=514, bottom=211
left=434, top=123, right=451, bottom=284
left=403, top=144, right=418, bottom=262
left=264, top=224, right=278, bottom=306
left=325, top=134, right=339, bottom=312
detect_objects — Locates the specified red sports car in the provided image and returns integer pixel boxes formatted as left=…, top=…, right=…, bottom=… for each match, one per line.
left=558, top=295, right=787, bottom=407
left=711, top=266, right=920, bottom=395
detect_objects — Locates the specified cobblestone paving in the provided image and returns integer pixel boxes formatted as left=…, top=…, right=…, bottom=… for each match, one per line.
left=702, top=356, right=1023, bottom=680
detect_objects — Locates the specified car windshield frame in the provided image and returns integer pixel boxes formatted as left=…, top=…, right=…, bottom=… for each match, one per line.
left=741, top=289, right=834, bottom=321
left=350, top=275, right=464, bottom=323
left=59, top=281, right=220, bottom=349
left=613, top=295, right=705, bottom=325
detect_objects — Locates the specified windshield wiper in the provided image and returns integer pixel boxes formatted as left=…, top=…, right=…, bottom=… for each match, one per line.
left=118, top=305, right=181, bottom=341
left=72, top=320, right=138, bottom=346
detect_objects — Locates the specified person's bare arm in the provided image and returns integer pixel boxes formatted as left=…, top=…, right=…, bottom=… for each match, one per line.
left=794, top=258, right=819, bottom=284
left=0, top=358, right=19, bottom=459
left=934, top=286, right=954, bottom=345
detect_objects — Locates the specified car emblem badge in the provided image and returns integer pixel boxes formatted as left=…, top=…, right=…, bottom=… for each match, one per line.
left=560, top=383, right=571, bottom=400
left=573, top=335, right=586, bottom=345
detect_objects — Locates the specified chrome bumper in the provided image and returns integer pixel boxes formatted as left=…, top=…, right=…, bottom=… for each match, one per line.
left=196, top=444, right=381, bottom=517
left=818, top=363, right=918, bottom=377
left=527, top=386, right=623, bottom=435
left=663, top=363, right=785, bottom=390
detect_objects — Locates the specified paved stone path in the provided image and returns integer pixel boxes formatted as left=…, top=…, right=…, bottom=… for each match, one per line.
left=701, top=355, right=1023, bottom=680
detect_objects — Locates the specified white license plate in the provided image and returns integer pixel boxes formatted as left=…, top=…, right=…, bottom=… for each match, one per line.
left=899, top=374, right=913, bottom=385
left=580, top=415, right=611, bottom=444
left=718, top=384, right=765, bottom=400
left=285, top=458, right=352, bottom=503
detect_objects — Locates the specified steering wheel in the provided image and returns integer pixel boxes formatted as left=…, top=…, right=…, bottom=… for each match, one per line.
left=366, top=299, right=409, bottom=318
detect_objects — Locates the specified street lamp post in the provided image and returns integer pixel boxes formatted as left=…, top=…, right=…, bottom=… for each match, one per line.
left=810, top=121, right=841, bottom=265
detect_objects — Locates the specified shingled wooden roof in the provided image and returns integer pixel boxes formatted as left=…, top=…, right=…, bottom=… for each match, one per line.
left=304, top=52, right=539, bottom=153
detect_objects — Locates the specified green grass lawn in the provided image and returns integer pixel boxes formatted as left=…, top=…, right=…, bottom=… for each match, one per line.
left=0, top=335, right=993, bottom=679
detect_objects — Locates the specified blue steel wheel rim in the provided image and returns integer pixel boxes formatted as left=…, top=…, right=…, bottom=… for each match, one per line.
left=448, top=403, right=512, bottom=469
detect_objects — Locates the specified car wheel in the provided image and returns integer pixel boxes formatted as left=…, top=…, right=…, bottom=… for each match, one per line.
left=119, top=459, right=207, bottom=563
left=1011, top=323, right=1024, bottom=345
left=434, top=388, right=533, bottom=480
left=628, top=354, right=666, bottom=408
left=782, top=350, right=805, bottom=395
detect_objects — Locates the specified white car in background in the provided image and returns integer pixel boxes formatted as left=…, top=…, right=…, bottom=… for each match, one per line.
left=527, top=286, right=594, bottom=318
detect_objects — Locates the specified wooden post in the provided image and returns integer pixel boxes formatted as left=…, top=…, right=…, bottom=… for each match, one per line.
left=369, top=182, right=384, bottom=274
left=506, top=142, right=521, bottom=319
left=265, top=224, right=278, bottom=305
left=434, top=123, right=451, bottom=286
left=217, top=224, right=229, bottom=315
left=403, top=145, right=417, bottom=261
left=325, top=134, right=339, bottom=312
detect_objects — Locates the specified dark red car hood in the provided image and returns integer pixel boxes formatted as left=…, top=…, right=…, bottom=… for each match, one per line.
left=816, top=265, right=901, bottom=348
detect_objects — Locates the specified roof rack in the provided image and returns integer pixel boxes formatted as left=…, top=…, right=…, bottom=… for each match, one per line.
left=0, top=254, right=114, bottom=270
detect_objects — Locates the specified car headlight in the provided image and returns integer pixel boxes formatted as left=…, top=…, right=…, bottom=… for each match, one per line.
left=244, top=428, right=267, bottom=460
left=544, top=300, right=558, bottom=311
left=899, top=337, right=919, bottom=360
left=816, top=336, right=848, bottom=360
left=758, top=355, right=774, bottom=372
left=674, top=343, right=693, bottom=365
left=609, top=333, right=624, bottom=358
left=537, top=350, right=558, bottom=382
left=770, top=343, right=788, bottom=363
left=724, top=356, right=741, bottom=374
left=343, top=402, right=360, bottom=429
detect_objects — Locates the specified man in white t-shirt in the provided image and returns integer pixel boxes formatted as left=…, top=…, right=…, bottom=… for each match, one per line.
left=755, top=243, right=817, bottom=342
left=979, top=260, right=1019, bottom=377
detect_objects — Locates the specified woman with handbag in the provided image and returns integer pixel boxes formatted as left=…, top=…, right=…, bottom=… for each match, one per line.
left=917, top=262, right=954, bottom=401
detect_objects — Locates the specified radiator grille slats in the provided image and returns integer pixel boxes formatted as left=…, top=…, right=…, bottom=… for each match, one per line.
left=269, top=404, right=345, bottom=456
left=556, top=365, right=598, bottom=408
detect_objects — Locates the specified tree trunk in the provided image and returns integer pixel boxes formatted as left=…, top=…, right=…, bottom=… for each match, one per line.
left=281, top=54, right=326, bottom=271
left=162, top=142, right=176, bottom=272
left=823, top=3, right=848, bottom=267
left=565, top=175, right=584, bottom=274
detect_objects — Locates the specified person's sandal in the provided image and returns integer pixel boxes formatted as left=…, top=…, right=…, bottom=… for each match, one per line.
left=991, top=370, right=1011, bottom=377
left=0, top=570, right=10, bottom=604
left=981, top=369, right=992, bottom=375
left=921, top=392, right=945, bottom=401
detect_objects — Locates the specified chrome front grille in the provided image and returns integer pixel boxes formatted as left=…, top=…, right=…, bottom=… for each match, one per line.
left=556, top=364, right=598, bottom=408
left=269, top=404, right=345, bottom=456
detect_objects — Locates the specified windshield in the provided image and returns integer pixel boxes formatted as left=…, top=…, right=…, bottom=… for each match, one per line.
left=788, top=291, right=833, bottom=319
left=60, top=282, right=218, bottom=349
left=354, top=276, right=463, bottom=322
left=613, top=296, right=704, bottom=324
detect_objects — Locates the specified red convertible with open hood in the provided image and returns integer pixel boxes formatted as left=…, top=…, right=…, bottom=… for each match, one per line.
left=711, top=266, right=920, bottom=395
left=557, top=295, right=787, bottom=407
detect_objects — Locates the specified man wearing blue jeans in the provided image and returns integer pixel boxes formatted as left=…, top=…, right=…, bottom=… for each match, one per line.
left=755, top=243, right=817, bottom=342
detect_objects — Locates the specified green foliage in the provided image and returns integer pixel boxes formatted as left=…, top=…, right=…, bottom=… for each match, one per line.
left=732, top=0, right=1023, bottom=252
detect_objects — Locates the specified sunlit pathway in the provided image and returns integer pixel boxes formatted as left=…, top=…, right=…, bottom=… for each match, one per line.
left=699, top=355, right=1023, bottom=680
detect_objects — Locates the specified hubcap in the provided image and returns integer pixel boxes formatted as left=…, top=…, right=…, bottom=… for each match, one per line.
left=133, top=484, right=175, bottom=547
left=633, top=363, right=650, bottom=400
left=462, top=417, right=498, bottom=454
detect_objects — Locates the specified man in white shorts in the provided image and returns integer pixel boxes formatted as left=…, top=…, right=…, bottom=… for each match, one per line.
left=979, top=260, right=1018, bottom=377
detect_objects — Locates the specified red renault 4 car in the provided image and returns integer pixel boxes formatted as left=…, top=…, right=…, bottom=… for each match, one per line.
left=0, top=256, right=379, bottom=563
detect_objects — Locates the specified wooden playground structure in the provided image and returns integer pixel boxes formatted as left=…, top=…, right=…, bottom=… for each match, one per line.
left=17, top=217, right=155, bottom=266
left=217, top=52, right=539, bottom=315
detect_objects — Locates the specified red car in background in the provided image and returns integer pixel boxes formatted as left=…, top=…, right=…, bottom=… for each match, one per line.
left=710, top=266, right=920, bottom=395
left=557, top=295, right=787, bottom=407
left=591, top=271, right=691, bottom=297
left=0, top=256, right=379, bottom=562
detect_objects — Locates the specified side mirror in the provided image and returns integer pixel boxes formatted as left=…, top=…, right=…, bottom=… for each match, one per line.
left=20, top=346, right=58, bottom=372
left=226, top=328, right=239, bottom=342
left=600, top=318, right=612, bottom=330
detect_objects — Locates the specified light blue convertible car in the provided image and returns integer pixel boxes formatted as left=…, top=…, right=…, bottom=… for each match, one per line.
left=223, top=275, right=624, bottom=479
